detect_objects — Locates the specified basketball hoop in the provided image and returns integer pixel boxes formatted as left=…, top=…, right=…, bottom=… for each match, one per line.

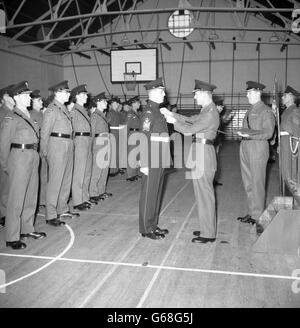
left=124, top=71, right=137, bottom=91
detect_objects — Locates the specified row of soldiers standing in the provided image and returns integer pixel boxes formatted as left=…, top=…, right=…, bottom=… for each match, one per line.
left=0, top=80, right=142, bottom=249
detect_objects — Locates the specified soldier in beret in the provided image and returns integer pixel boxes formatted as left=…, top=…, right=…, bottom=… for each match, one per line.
left=41, top=80, right=76, bottom=226
left=70, top=84, right=94, bottom=211
left=161, top=79, right=220, bottom=243
left=236, top=81, right=275, bottom=233
left=89, top=92, right=113, bottom=201
left=139, top=77, right=170, bottom=240
left=0, top=84, right=15, bottom=229
left=0, top=81, right=46, bottom=249
left=280, top=86, right=300, bottom=209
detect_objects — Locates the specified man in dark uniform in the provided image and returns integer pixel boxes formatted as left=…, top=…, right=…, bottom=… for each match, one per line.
left=89, top=92, right=112, bottom=201
left=236, top=81, right=275, bottom=233
left=280, top=86, right=300, bottom=209
left=161, top=80, right=220, bottom=243
left=0, top=84, right=15, bottom=229
left=41, top=80, right=76, bottom=226
left=70, top=84, right=95, bottom=211
left=0, top=81, right=46, bottom=249
left=107, top=96, right=122, bottom=176
left=30, top=90, right=48, bottom=211
left=139, top=77, right=170, bottom=240
left=126, top=96, right=141, bottom=181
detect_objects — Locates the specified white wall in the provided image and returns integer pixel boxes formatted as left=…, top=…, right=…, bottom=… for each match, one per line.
left=62, top=0, right=300, bottom=103
left=0, top=35, right=63, bottom=98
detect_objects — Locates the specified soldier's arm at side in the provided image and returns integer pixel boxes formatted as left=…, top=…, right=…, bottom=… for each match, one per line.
left=291, top=108, right=300, bottom=138
left=139, top=111, right=153, bottom=168
left=174, top=110, right=217, bottom=134
left=0, top=117, right=16, bottom=172
left=248, top=109, right=275, bottom=140
left=40, top=108, right=56, bottom=157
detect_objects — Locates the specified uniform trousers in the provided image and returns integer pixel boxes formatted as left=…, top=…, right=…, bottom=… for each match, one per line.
left=89, top=136, right=111, bottom=197
left=240, top=140, right=269, bottom=221
left=6, top=149, right=39, bottom=241
left=139, top=168, right=165, bottom=234
left=72, top=136, right=92, bottom=206
left=0, top=166, right=8, bottom=218
left=46, top=138, right=73, bottom=220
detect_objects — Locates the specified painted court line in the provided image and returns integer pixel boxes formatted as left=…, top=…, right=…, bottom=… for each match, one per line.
left=0, top=250, right=299, bottom=282
left=136, top=202, right=197, bottom=308
left=78, top=180, right=191, bottom=308
left=0, top=224, right=75, bottom=290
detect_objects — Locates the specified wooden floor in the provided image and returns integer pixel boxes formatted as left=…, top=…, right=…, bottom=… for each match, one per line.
left=0, top=141, right=299, bottom=308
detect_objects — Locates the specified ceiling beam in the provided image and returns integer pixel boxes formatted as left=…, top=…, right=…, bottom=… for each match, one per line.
left=10, top=24, right=298, bottom=48
left=5, top=6, right=297, bottom=32
left=10, top=0, right=70, bottom=41
left=9, top=0, right=27, bottom=25
left=42, top=37, right=300, bottom=57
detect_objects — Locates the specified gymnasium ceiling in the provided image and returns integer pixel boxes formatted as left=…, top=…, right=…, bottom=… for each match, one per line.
left=1, top=0, right=300, bottom=57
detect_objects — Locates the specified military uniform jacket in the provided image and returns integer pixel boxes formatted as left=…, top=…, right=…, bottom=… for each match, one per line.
left=0, top=105, right=12, bottom=125
left=71, top=104, right=91, bottom=135
left=140, top=100, right=170, bottom=168
left=242, top=101, right=275, bottom=141
left=91, top=110, right=109, bottom=149
left=125, top=109, right=140, bottom=131
left=281, top=104, right=300, bottom=138
left=0, top=107, right=39, bottom=171
left=173, top=102, right=220, bottom=140
left=30, top=109, right=43, bottom=128
left=40, top=99, right=73, bottom=156
left=106, top=109, right=121, bottom=129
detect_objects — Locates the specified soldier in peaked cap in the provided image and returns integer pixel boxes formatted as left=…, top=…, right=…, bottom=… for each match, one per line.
left=0, top=81, right=46, bottom=249
left=236, top=81, right=275, bottom=233
left=89, top=92, right=113, bottom=202
left=41, top=80, right=75, bottom=226
left=30, top=90, right=48, bottom=212
left=280, top=85, right=300, bottom=209
left=106, top=95, right=123, bottom=176
left=0, top=84, right=15, bottom=229
left=125, top=96, right=141, bottom=181
left=138, top=77, right=170, bottom=240
left=70, top=84, right=94, bottom=211
left=161, top=79, right=220, bottom=243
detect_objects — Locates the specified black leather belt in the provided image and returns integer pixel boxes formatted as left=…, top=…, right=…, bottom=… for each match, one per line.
left=130, top=128, right=139, bottom=131
left=11, top=143, right=39, bottom=151
left=94, top=133, right=100, bottom=137
left=75, top=132, right=91, bottom=137
left=192, top=136, right=214, bottom=145
left=50, top=132, right=72, bottom=139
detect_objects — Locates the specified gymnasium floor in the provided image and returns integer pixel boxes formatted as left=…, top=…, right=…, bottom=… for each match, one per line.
left=0, top=141, right=299, bottom=308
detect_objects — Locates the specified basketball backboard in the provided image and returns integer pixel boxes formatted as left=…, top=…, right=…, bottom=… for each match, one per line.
left=110, top=48, right=158, bottom=83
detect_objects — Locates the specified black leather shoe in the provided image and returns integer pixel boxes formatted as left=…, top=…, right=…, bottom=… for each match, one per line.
left=0, top=216, right=5, bottom=229
left=141, top=232, right=165, bottom=240
left=21, top=232, right=47, bottom=240
left=102, top=192, right=113, bottom=198
left=119, top=169, right=126, bottom=175
left=58, top=212, right=80, bottom=219
left=126, top=176, right=138, bottom=181
left=6, top=240, right=27, bottom=249
left=237, top=214, right=254, bottom=223
left=155, top=227, right=169, bottom=235
left=90, top=196, right=104, bottom=202
left=193, top=230, right=201, bottom=236
left=213, top=180, right=223, bottom=186
left=256, top=223, right=264, bottom=235
left=74, top=204, right=90, bottom=211
left=89, top=198, right=98, bottom=204
left=192, top=236, right=216, bottom=243
left=46, top=218, right=65, bottom=226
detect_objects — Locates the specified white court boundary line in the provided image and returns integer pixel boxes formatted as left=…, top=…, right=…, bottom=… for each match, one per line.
left=0, top=245, right=299, bottom=282
left=136, top=202, right=197, bottom=308
left=0, top=224, right=75, bottom=290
